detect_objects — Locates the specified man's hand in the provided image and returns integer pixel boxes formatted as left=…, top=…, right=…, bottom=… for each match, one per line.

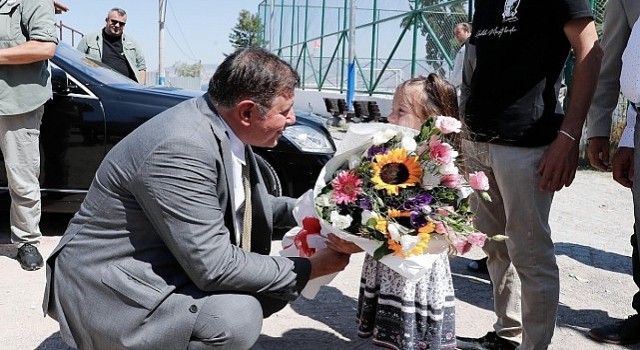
left=325, top=233, right=364, bottom=254
left=612, top=147, right=635, bottom=188
left=307, top=248, right=350, bottom=280
left=587, top=136, right=612, bottom=171
left=537, top=135, right=579, bottom=192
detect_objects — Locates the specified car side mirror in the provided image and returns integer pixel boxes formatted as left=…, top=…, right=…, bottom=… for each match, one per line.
left=51, top=67, right=69, bottom=95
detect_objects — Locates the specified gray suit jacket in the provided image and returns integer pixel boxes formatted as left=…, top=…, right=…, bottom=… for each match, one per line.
left=43, top=95, right=310, bottom=350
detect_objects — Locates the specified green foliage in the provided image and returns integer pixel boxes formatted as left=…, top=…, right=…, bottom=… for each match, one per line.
left=229, top=9, right=266, bottom=49
left=592, top=0, right=608, bottom=37
left=402, top=0, right=468, bottom=75
left=174, top=61, right=202, bottom=78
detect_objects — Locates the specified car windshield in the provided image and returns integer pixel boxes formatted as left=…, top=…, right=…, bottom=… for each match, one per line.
left=53, top=42, right=140, bottom=86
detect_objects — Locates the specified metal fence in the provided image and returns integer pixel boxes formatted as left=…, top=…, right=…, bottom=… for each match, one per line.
left=258, top=0, right=470, bottom=95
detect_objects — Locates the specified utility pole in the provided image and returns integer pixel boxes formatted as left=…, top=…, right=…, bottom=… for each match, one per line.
left=158, top=0, right=167, bottom=85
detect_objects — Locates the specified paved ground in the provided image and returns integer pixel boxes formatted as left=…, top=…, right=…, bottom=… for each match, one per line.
left=2, top=168, right=640, bottom=349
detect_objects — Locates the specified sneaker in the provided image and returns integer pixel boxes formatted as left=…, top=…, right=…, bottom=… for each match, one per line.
left=457, top=331, right=519, bottom=350
left=588, top=314, right=640, bottom=345
left=17, top=243, right=44, bottom=271
left=467, top=256, right=489, bottom=274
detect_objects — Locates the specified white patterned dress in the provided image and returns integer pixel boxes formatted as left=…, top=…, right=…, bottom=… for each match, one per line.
left=356, top=252, right=456, bottom=350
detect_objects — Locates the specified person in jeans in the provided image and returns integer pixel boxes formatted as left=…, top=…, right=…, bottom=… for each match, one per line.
left=77, top=7, right=146, bottom=84
left=587, top=1, right=640, bottom=341
left=0, top=0, right=58, bottom=271
left=455, top=0, right=602, bottom=349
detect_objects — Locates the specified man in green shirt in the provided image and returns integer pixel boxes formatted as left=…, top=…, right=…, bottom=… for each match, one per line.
left=0, top=0, right=58, bottom=270
left=77, top=8, right=146, bottom=84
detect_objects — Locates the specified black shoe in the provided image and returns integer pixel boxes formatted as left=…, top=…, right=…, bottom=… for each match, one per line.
left=467, top=256, right=489, bottom=274
left=588, top=314, right=640, bottom=345
left=457, top=332, right=519, bottom=350
left=17, top=243, right=44, bottom=271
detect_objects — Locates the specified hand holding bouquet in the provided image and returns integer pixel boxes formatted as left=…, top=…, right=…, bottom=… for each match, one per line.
left=283, top=117, right=503, bottom=284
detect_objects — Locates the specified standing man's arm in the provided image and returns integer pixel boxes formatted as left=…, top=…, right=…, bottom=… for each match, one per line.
left=138, top=70, right=147, bottom=85
left=76, top=36, right=89, bottom=54
left=537, top=17, right=603, bottom=192
left=0, top=40, right=55, bottom=64
left=587, top=0, right=633, bottom=171
left=135, top=42, right=147, bottom=84
left=0, top=0, right=57, bottom=65
left=612, top=107, right=636, bottom=188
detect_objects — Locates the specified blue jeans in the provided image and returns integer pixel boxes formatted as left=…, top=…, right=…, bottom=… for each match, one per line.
left=463, top=140, right=559, bottom=350
left=0, top=106, right=43, bottom=246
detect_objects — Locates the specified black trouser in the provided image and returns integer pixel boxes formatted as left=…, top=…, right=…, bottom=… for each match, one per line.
left=632, top=229, right=640, bottom=313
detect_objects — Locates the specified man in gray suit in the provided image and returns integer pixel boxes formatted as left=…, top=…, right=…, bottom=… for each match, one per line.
left=43, top=47, right=350, bottom=350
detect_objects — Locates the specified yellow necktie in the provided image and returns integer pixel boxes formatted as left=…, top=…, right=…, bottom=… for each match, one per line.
left=241, top=161, right=252, bottom=252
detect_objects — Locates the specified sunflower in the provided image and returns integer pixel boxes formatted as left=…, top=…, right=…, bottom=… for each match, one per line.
left=371, top=148, right=423, bottom=195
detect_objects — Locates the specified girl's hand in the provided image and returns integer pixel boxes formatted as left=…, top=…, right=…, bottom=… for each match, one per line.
left=325, top=233, right=364, bottom=254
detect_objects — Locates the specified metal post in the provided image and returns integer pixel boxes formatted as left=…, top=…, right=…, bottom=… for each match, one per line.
left=346, top=0, right=356, bottom=112
left=410, top=0, right=419, bottom=77
left=269, top=0, right=275, bottom=51
left=290, top=0, right=296, bottom=62
left=369, top=0, right=378, bottom=94
left=319, top=0, right=326, bottom=88
left=158, top=0, right=167, bottom=86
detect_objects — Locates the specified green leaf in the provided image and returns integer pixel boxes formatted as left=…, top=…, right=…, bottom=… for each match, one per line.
left=373, top=242, right=393, bottom=260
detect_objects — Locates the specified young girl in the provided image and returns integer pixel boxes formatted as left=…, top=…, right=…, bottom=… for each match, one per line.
left=328, top=73, right=460, bottom=350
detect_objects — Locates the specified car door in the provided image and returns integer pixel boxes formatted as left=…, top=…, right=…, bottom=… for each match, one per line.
left=39, top=66, right=107, bottom=200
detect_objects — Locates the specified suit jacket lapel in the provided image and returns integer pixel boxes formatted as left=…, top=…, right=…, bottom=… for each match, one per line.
left=200, top=94, right=273, bottom=253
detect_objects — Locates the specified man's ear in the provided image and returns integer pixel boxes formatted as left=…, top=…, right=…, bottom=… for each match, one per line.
left=236, top=100, right=256, bottom=125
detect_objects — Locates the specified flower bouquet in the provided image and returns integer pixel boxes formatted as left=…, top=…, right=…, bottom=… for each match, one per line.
left=281, top=117, right=500, bottom=295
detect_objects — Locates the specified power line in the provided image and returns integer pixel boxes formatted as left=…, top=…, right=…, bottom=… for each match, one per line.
left=165, top=25, right=199, bottom=62
left=165, top=0, right=198, bottom=62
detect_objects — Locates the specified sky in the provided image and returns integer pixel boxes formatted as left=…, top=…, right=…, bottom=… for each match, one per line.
left=55, top=0, right=265, bottom=71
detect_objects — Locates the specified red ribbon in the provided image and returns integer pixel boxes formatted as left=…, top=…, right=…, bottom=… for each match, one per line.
left=290, top=217, right=322, bottom=258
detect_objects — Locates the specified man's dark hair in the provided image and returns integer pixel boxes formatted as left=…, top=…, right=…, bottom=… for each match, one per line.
left=208, top=47, right=300, bottom=108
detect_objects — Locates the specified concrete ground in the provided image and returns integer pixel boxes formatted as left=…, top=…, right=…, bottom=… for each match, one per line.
left=2, top=169, right=640, bottom=349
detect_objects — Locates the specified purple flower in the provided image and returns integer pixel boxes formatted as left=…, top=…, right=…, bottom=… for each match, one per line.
left=403, top=193, right=432, bottom=211
left=367, top=145, right=387, bottom=159
left=359, top=197, right=373, bottom=211
left=409, top=211, right=427, bottom=228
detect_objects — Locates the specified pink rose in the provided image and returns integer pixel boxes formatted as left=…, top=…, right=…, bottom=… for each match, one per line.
left=467, top=232, right=487, bottom=247
left=435, top=116, right=462, bottom=134
left=429, top=142, right=454, bottom=164
left=454, top=238, right=472, bottom=254
left=469, top=171, right=490, bottom=191
left=440, top=174, right=461, bottom=189
left=436, top=208, right=449, bottom=216
left=433, top=220, right=448, bottom=234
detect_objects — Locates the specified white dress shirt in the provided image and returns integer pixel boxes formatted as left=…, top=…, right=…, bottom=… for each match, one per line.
left=222, top=121, right=247, bottom=244
left=450, top=45, right=466, bottom=88
left=618, top=17, right=640, bottom=148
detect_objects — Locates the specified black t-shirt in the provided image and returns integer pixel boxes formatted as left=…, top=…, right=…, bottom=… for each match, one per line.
left=464, top=0, right=593, bottom=147
left=101, top=29, right=137, bottom=82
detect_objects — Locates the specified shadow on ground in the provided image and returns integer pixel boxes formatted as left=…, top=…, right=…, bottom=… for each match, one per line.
left=35, top=332, right=73, bottom=350
left=555, top=242, right=632, bottom=275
